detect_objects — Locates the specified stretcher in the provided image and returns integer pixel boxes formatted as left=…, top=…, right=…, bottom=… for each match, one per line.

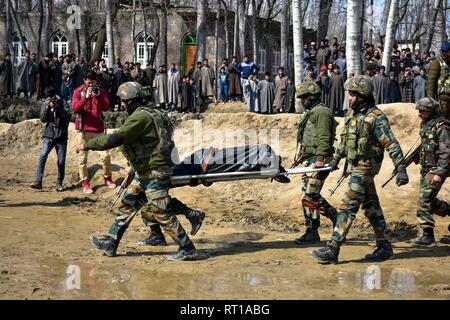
left=170, top=144, right=330, bottom=187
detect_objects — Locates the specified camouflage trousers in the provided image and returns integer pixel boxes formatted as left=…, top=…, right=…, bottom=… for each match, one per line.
left=417, top=172, right=449, bottom=229
left=331, top=170, right=389, bottom=245
left=107, top=172, right=193, bottom=250
left=301, top=171, right=338, bottom=229
left=438, top=99, right=450, bottom=121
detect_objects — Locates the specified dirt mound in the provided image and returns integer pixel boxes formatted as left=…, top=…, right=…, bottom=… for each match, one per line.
left=0, top=102, right=447, bottom=231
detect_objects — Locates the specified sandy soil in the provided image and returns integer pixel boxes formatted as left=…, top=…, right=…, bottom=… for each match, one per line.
left=0, top=102, right=449, bottom=300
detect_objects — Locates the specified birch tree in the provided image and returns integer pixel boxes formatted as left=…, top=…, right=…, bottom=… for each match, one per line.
left=292, top=0, right=304, bottom=111
left=381, top=0, right=399, bottom=73
left=280, top=0, right=289, bottom=68
left=105, top=0, right=115, bottom=67
left=238, top=0, right=246, bottom=57
left=233, top=1, right=239, bottom=56
left=196, top=0, right=208, bottom=61
left=346, top=0, right=362, bottom=75
left=251, top=0, right=257, bottom=62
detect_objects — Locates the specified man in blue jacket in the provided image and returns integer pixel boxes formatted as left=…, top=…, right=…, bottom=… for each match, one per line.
left=237, top=55, right=260, bottom=86
left=30, top=86, right=70, bottom=192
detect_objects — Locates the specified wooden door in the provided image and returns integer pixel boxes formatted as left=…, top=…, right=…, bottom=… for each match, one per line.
left=184, top=44, right=197, bottom=76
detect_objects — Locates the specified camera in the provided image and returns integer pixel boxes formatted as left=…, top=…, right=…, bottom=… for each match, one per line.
left=92, top=86, right=99, bottom=94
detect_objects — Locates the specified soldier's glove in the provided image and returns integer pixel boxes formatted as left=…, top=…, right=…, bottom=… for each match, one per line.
left=327, top=159, right=340, bottom=172
left=396, top=172, right=409, bottom=187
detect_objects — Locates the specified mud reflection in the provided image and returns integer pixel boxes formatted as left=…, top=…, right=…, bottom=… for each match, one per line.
left=338, top=266, right=415, bottom=295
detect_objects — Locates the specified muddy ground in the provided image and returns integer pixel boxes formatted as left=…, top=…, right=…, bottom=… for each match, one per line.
left=0, top=103, right=449, bottom=300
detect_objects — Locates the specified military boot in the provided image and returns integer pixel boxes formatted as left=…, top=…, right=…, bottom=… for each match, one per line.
left=414, top=228, right=435, bottom=246
left=365, top=240, right=395, bottom=262
left=440, top=235, right=450, bottom=244
left=186, top=209, right=206, bottom=236
left=167, top=244, right=198, bottom=261
left=136, top=231, right=167, bottom=246
left=90, top=235, right=119, bottom=257
left=295, top=228, right=320, bottom=244
left=310, top=241, right=340, bottom=264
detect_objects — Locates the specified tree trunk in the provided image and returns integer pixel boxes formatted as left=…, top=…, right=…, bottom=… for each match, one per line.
left=251, top=0, right=257, bottom=62
left=221, top=0, right=230, bottom=59
left=131, top=0, right=136, bottom=61
left=233, top=3, right=239, bottom=56
left=196, top=0, right=208, bottom=62
left=346, top=0, right=362, bottom=75
left=238, top=0, right=246, bottom=58
left=292, top=0, right=304, bottom=112
left=424, top=0, right=440, bottom=54
left=141, top=0, right=150, bottom=64
left=381, top=0, right=399, bottom=73
left=159, top=0, right=168, bottom=66
left=368, top=0, right=374, bottom=44
left=36, top=0, right=44, bottom=59
left=9, top=0, right=28, bottom=53
left=280, top=0, right=289, bottom=68
left=90, top=25, right=107, bottom=66
left=105, top=0, right=115, bottom=68
left=43, top=0, right=50, bottom=55
left=316, top=0, right=332, bottom=43
left=215, top=2, right=221, bottom=97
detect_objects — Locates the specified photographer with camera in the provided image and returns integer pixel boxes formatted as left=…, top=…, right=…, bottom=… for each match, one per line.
left=30, top=87, right=70, bottom=192
left=72, top=70, right=116, bottom=194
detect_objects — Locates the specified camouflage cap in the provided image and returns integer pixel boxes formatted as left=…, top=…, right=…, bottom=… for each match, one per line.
left=296, top=81, right=321, bottom=98
left=344, top=75, right=374, bottom=96
left=415, top=97, right=439, bottom=111
left=117, top=81, right=144, bottom=101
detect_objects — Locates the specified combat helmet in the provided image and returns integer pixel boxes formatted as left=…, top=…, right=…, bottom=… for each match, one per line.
left=344, top=75, right=374, bottom=96
left=117, top=81, right=144, bottom=101
left=296, top=81, right=321, bottom=98
left=415, top=97, right=439, bottom=111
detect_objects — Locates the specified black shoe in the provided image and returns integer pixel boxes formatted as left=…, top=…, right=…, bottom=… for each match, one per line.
left=56, top=183, right=64, bottom=192
left=187, top=209, right=206, bottom=236
left=310, top=242, right=340, bottom=264
left=136, top=232, right=167, bottom=246
left=167, top=247, right=198, bottom=261
left=90, top=235, right=118, bottom=257
left=440, top=235, right=450, bottom=244
left=274, top=175, right=291, bottom=184
left=365, top=241, right=394, bottom=262
left=295, top=228, right=321, bottom=244
left=30, top=181, right=42, bottom=190
left=414, top=228, right=435, bottom=246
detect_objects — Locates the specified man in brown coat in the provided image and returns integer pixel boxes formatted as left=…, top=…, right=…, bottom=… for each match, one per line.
left=274, top=67, right=289, bottom=113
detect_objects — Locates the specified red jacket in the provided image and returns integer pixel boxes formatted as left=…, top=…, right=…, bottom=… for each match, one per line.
left=72, top=85, right=110, bottom=133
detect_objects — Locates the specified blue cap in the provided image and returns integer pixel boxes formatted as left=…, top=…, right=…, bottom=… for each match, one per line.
left=441, top=41, right=450, bottom=52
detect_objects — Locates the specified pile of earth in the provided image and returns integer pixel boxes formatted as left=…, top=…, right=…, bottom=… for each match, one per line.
left=0, top=102, right=447, bottom=234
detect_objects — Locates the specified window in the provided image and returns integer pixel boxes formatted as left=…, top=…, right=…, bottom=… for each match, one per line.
left=51, top=33, right=68, bottom=57
left=12, top=35, right=28, bottom=65
left=258, top=48, right=266, bottom=74
left=92, top=34, right=109, bottom=65
left=272, top=50, right=280, bottom=74
left=136, top=34, right=154, bottom=67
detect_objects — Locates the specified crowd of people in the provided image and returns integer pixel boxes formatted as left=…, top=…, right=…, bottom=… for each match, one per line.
left=0, top=38, right=439, bottom=117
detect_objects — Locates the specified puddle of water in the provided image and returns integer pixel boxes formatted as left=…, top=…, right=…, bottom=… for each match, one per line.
left=32, top=257, right=449, bottom=299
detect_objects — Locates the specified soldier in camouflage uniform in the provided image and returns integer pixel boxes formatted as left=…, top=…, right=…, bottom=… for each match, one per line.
left=293, top=81, right=338, bottom=244
left=427, top=42, right=450, bottom=121
left=310, top=75, right=409, bottom=264
left=78, top=82, right=205, bottom=261
left=412, top=97, right=450, bottom=246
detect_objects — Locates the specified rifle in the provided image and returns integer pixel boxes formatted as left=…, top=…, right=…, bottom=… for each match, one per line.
left=329, top=160, right=349, bottom=196
left=108, top=169, right=136, bottom=212
left=382, top=144, right=421, bottom=188
left=290, top=155, right=305, bottom=169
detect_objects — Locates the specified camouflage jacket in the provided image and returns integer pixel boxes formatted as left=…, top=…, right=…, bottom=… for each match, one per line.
left=335, top=104, right=406, bottom=175
left=419, top=114, right=450, bottom=177
left=427, top=57, right=450, bottom=101
left=84, top=105, right=174, bottom=174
